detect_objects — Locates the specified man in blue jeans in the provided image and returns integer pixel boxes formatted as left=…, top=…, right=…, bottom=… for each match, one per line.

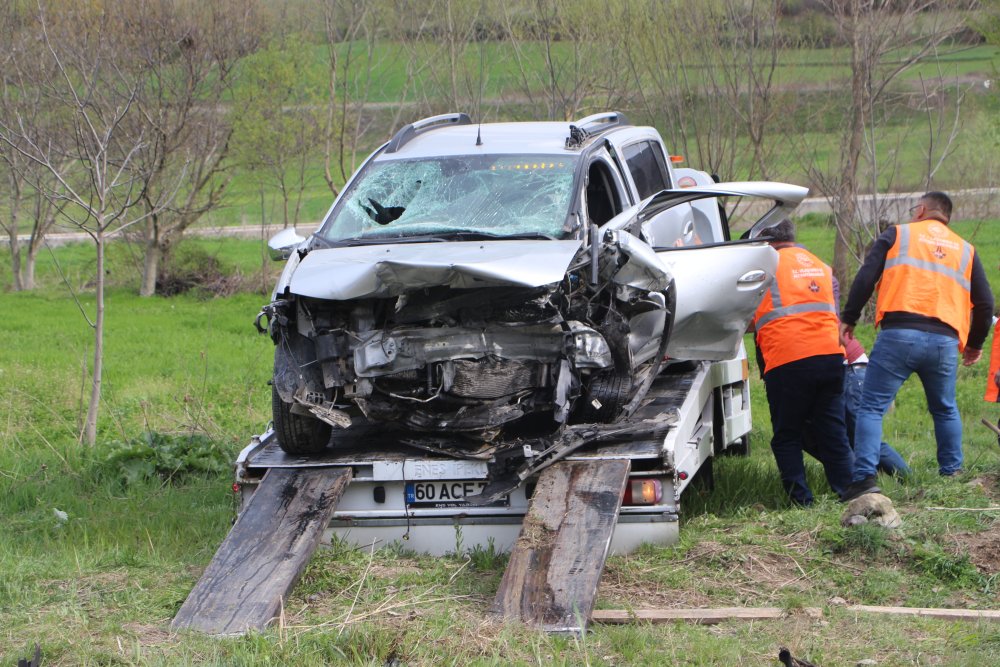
left=842, top=337, right=909, bottom=476
left=840, top=192, right=993, bottom=500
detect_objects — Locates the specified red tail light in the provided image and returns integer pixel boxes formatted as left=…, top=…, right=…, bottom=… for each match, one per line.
left=623, top=478, right=663, bottom=505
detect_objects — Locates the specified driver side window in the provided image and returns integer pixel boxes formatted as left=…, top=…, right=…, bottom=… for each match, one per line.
left=585, top=161, right=624, bottom=226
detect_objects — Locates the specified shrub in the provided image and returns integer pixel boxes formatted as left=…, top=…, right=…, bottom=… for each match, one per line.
left=97, top=431, right=229, bottom=487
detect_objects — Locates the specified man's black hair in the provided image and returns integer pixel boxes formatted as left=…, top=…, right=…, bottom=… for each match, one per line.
left=921, top=191, right=952, bottom=220
left=757, top=218, right=795, bottom=243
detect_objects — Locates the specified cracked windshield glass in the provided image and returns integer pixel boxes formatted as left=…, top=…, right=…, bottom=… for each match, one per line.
left=319, top=154, right=578, bottom=242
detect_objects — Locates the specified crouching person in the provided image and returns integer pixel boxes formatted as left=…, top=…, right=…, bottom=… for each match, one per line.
left=752, top=220, right=855, bottom=505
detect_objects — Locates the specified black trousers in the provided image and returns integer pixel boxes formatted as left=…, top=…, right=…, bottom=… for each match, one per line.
left=763, top=354, right=855, bottom=505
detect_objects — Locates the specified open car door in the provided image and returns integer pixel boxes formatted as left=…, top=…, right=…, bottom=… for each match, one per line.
left=602, top=182, right=809, bottom=361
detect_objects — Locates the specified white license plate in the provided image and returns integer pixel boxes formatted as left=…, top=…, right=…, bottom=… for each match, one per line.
left=404, top=481, right=506, bottom=508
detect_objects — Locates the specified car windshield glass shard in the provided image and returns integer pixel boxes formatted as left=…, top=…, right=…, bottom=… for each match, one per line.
left=320, top=155, right=577, bottom=242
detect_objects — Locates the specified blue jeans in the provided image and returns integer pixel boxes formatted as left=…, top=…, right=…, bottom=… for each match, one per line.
left=844, top=364, right=910, bottom=476
left=853, top=328, right=962, bottom=481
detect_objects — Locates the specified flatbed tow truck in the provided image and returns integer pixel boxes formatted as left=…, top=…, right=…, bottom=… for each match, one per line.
left=171, top=112, right=798, bottom=637
left=172, top=350, right=752, bottom=635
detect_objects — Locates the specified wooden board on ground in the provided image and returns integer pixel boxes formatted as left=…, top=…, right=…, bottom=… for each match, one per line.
left=592, top=605, right=1000, bottom=625
left=491, top=459, right=630, bottom=633
left=171, top=466, right=351, bottom=635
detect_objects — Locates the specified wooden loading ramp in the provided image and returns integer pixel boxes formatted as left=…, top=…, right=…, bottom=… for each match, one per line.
left=491, top=459, right=631, bottom=634
left=172, top=467, right=351, bottom=635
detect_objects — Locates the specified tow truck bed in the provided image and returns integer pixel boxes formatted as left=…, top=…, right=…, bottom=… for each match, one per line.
left=235, top=360, right=741, bottom=555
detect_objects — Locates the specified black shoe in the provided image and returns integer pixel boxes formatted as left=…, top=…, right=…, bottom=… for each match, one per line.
left=841, top=476, right=881, bottom=502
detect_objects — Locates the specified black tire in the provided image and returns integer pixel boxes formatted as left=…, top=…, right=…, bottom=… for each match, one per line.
left=576, top=371, right=631, bottom=423
left=272, top=385, right=331, bottom=455
left=725, top=433, right=751, bottom=457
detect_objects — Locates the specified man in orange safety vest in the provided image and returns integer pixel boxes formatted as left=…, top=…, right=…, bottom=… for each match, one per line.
left=752, top=219, right=854, bottom=505
left=840, top=192, right=993, bottom=500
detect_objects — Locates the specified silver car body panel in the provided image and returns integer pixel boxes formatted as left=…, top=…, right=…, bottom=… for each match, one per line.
left=286, top=239, right=584, bottom=300
left=660, top=242, right=777, bottom=360
left=599, top=181, right=807, bottom=361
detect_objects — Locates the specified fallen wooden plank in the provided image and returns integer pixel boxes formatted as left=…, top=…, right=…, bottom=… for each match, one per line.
left=171, top=466, right=350, bottom=635
left=592, top=605, right=1000, bottom=625
left=847, top=605, right=1000, bottom=622
left=592, top=608, right=789, bottom=625
left=491, top=459, right=630, bottom=633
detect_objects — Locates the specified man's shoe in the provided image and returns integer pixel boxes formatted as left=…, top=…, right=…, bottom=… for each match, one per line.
left=940, top=468, right=965, bottom=477
left=841, top=476, right=881, bottom=502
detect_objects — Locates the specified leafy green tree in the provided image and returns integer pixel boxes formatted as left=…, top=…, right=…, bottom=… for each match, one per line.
left=232, top=40, right=325, bottom=230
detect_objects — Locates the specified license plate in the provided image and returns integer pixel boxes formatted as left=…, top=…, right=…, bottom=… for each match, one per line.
left=404, top=481, right=507, bottom=508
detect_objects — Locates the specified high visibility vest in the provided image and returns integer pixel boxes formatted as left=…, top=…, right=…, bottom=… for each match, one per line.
left=875, top=219, right=974, bottom=348
left=753, top=246, right=844, bottom=373
left=985, top=319, right=1000, bottom=402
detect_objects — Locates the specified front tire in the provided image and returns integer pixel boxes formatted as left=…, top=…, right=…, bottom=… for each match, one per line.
left=272, top=385, right=331, bottom=455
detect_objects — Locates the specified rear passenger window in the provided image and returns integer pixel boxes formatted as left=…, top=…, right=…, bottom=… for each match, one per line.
left=623, top=141, right=671, bottom=199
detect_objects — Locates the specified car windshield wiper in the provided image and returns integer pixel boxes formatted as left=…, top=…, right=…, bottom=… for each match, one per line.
left=427, top=231, right=558, bottom=241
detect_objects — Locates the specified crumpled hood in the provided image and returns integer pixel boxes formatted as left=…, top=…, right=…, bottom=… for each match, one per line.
left=288, top=239, right=584, bottom=299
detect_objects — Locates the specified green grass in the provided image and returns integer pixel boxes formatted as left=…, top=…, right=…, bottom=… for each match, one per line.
left=1, top=234, right=999, bottom=664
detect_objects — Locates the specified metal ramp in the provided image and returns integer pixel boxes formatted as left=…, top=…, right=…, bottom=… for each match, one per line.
left=491, top=459, right=631, bottom=633
left=172, top=467, right=351, bottom=635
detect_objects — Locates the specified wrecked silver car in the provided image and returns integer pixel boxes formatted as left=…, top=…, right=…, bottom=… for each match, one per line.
left=259, top=113, right=807, bottom=456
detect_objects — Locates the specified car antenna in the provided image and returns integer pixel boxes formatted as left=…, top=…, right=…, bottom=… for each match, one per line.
left=475, top=27, right=484, bottom=147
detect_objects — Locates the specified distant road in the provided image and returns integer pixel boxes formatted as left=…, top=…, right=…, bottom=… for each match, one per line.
left=17, top=187, right=998, bottom=247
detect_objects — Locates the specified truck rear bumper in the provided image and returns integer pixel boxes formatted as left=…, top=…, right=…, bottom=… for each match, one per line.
left=326, top=512, right=679, bottom=557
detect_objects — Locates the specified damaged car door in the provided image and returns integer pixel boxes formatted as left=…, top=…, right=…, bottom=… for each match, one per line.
left=626, top=182, right=809, bottom=360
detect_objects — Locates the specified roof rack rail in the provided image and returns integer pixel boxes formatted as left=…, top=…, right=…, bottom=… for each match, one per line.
left=384, top=113, right=473, bottom=154
left=574, top=111, right=629, bottom=131
left=565, top=111, right=629, bottom=149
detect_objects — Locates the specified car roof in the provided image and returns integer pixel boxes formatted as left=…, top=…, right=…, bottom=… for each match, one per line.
left=373, top=121, right=597, bottom=160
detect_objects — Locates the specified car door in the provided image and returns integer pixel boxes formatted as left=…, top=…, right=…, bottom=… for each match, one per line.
left=600, top=182, right=809, bottom=361
left=606, top=132, right=700, bottom=248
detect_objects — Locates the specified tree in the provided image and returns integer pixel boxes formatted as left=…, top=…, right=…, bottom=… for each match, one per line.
left=621, top=0, right=793, bottom=183
left=131, top=0, right=262, bottom=297
left=0, top=1, right=63, bottom=291
left=803, top=0, right=974, bottom=289
left=0, top=2, right=183, bottom=444
left=232, top=38, right=324, bottom=230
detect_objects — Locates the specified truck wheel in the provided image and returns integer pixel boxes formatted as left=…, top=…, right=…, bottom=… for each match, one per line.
left=272, top=385, right=331, bottom=455
left=726, top=433, right=751, bottom=457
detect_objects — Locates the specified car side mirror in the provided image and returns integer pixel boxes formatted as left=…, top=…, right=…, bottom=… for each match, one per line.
left=267, top=228, right=306, bottom=261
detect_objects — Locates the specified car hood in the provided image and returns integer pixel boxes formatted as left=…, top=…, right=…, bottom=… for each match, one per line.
left=287, top=239, right=584, bottom=299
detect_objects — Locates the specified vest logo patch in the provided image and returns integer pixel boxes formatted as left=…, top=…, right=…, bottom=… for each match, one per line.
left=795, top=252, right=814, bottom=267
left=808, top=280, right=820, bottom=293
left=933, top=245, right=946, bottom=259
left=927, top=224, right=946, bottom=237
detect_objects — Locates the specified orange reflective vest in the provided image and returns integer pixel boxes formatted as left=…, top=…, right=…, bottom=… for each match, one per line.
left=986, top=319, right=1000, bottom=402
left=753, top=246, right=844, bottom=373
left=875, top=219, right=974, bottom=348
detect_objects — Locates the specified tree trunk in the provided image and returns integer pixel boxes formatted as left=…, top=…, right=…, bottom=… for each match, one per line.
left=140, top=218, right=161, bottom=297
left=84, top=228, right=105, bottom=446
left=8, top=226, right=23, bottom=292
left=22, top=240, right=39, bottom=291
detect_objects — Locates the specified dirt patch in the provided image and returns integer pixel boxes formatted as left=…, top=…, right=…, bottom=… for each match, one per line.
left=121, top=622, right=173, bottom=647
left=369, top=564, right=424, bottom=579
left=967, top=473, right=1000, bottom=502
left=950, top=521, right=1000, bottom=575
left=599, top=538, right=826, bottom=608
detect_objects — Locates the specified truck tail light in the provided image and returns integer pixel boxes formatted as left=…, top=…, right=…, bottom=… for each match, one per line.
left=623, top=478, right=663, bottom=505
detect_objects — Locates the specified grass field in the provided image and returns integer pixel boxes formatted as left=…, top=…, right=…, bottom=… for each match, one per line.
left=1, top=229, right=999, bottom=665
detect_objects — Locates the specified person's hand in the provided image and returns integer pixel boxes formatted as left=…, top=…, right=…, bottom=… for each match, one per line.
left=963, top=347, right=982, bottom=366
left=839, top=322, right=855, bottom=346
left=993, top=367, right=1000, bottom=386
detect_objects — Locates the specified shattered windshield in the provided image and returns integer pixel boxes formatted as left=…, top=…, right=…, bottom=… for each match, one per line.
left=318, top=154, right=578, bottom=242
